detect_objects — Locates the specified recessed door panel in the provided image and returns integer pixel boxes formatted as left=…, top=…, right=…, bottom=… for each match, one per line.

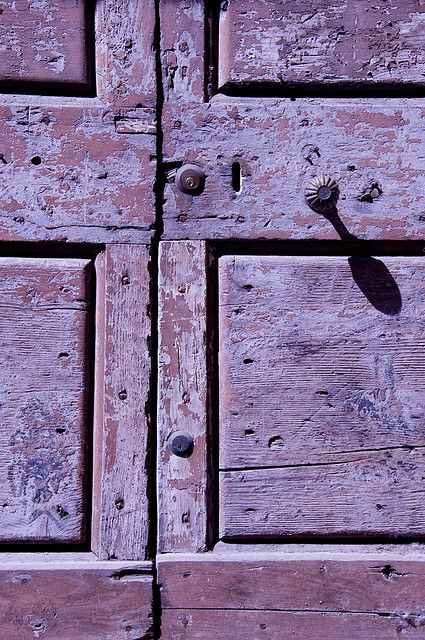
left=0, top=0, right=93, bottom=93
left=219, top=0, right=425, bottom=91
left=0, top=257, right=91, bottom=543
left=219, top=254, right=425, bottom=539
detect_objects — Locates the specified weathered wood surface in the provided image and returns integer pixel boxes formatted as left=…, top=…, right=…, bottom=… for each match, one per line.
left=97, top=0, right=156, bottom=108
left=218, top=1, right=425, bottom=91
left=0, top=553, right=153, bottom=639
left=159, top=550, right=425, bottom=612
left=158, top=241, right=212, bottom=552
left=219, top=255, right=425, bottom=539
left=0, top=0, right=91, bottom=92
left=163, top=99, right=425, bottom=240
left=162, top=609, right=423, bottom=640
left=160, top=0, right=206, bottom=103
left=0, top=106, right=155, bottom=243
left=92, top=245, right=151, bottom=560
left=159, top=551, right=425, bottom=638
left=0, top=258, right=91, bottom=543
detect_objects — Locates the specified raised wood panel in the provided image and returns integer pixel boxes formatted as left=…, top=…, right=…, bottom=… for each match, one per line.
left=0, top=106, right=155, bottom=243
left=92, top=244, right=151, bottom=560
left=163, top=100, right=425, bottom=241
left=0, top=258, right=91, bottom=543
left=0, top=0, right=92, bottom=92
left=0, top=554, right=153, bottom=639
left=219, top=255, right=425, bottom=540
left=157, top=241, right=212, bottom=553
left=218, top=1, right=425, bottom=91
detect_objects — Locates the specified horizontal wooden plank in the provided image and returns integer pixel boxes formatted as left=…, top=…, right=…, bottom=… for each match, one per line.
left=158, top=552, right=425, bottom=612
left=163, top=99, right=425, bottom=240
left=220, top=448, right=425, bottom=539
left=218, top=1, right=425, bottom=90
left=0, top=554, right=153, bottom=639
left=0, top=0, right=91, bottom=90
left=0, top=258, right=91, bottom=543
left=0, top=106, right=155, bottom=243
left=162, top=609, right=416, bottom=640
left=218, top=255, right=425, bottom=539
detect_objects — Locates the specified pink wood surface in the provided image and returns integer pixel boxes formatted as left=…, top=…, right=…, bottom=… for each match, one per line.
left=219, top=1, right=425, bottom=90
left=92, top=244, right=151, bottom=560
left=0, top=258, right=92, bottom=543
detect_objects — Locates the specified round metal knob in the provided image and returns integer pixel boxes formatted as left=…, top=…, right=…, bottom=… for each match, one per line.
left=175, top=164, right=206, bottom=195
left=168, top=431, right=194, bottom=458
left=305, top=175, right=339, bottom=212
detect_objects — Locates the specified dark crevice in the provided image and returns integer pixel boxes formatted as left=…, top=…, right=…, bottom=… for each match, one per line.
left=149, top=1, right=164, bottom=638
left=218, top=80, right=425, bottom=100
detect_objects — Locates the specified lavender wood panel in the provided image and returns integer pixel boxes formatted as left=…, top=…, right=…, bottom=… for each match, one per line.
left=158, top=551, right=425, bottom=613
left=162, top=609, right=415, bottom=640
left=0, top=0, right=91, bottom=90
left=0, top=554, right=153, bottom=639
left=0, top=258, right=91, bottom=543
left=0, top=106, right=155, bottom=243
left=219, top=0, right=425, bottom=90
left=219, top=255, right=425, bottom=539
left=219, top=255, right=425, bottom=468
left=92, top=245, right=151, bottom=560
left=160, top=0, right=206, bottom=102
left=96, top=0, right=156, bottom=108
left=163, top=99, right=425, bottom=240
left=157, top=241, right=211, bottom=553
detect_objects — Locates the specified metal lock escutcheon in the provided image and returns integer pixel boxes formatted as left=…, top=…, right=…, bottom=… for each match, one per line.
left=175, top=164, right=206, bottom=195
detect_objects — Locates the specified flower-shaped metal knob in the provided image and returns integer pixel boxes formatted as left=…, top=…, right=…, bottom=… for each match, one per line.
left=305, top=175, right=339, bottom=212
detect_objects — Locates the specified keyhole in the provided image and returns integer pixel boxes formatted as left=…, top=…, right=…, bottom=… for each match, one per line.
left=232, top=162, right=242, bottom=193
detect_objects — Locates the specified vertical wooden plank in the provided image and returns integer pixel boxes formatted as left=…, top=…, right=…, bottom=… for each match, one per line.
left=158, top=241, right=210, bottom=552
left=160, top=0, right=206, bottom=102
left=92, top=244, right=151, bottom=560
left=96, top=0, right=156, bottom=108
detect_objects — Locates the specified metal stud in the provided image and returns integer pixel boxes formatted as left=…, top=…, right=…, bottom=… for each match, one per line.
left=175, top=164, right=206, bottom=195
left=305, top=175, right=339, bottom=212
left=168, top=431, right=194, bottom=458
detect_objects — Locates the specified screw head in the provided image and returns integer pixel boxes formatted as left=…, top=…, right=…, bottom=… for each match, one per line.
left=175, top=164, right=206, bottom=195
left=168, top=431, right=194, bottom=458
left=305, top=175, right=339, bottom=212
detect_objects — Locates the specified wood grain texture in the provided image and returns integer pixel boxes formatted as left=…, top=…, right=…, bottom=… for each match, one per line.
left=160, top=0, right=206, bottom=103
left=0, top=0, right=92, bottom=92
left=0, top=554, right=153, bottom=639
left=0, top=106, right=155, bottom=243
left=218, top=255, right=425, bottom=540
left=0, top=258, right=91, bottom=543
left=92, top=245, right=151, bottom=560
left=163, top=99, right=425, bottom=241
left=158, top=241, right=211, bottom=552
left=96, top=0, right=156, bottom=108
left=218, top=1, right=425, bottom=90
left=158, top=551, right=425, bottom=612
left=162, top=609, right=422, bottom=640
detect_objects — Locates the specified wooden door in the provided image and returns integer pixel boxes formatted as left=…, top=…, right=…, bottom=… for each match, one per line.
left=0, top=2, right=155, bottom=637
left=157, top=2, right=425, bottom=638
